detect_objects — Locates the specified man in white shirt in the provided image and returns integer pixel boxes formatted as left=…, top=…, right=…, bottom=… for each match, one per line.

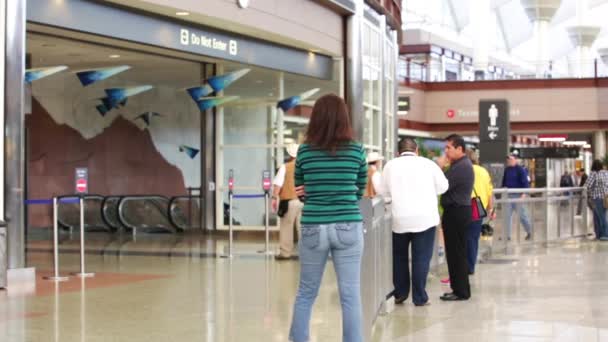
left=378, top=138, right=449, bottom=306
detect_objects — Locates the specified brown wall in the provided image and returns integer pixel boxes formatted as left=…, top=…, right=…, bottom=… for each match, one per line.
left=26, top=98, right=187, bottom=228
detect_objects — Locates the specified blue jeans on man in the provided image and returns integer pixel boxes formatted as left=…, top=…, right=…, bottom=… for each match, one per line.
left=590, top=198, right=608, bottom=240
left=466, top=220, right=483, bottom=274
left=392, top=227, right=436, bottom=305
left=505, top=193, right=532, bottom=239
left=289, top=222, right=364, bottom=342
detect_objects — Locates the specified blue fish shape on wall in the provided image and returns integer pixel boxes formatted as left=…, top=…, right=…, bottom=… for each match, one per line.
left=75, top=65, right=131, bottom=86
left=179, top=145, right=200, bottom=159
left=186, top=84, right=214, bottom=102
left=206, top=68, right=251, bottom=92
left=134, top=112, right=162, bottom=126
left=96, top=85, right=154, bottom=116
left=196, top=96, right=239, bottom=111
left=25, top=66, right=68, bottom=83
left=277, top=88, right=321, bottom=112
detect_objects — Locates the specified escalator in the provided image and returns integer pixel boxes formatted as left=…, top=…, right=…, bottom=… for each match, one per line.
left=118, top=195, right=185, bottom=234
left=57, top=195, right=112, bottom=232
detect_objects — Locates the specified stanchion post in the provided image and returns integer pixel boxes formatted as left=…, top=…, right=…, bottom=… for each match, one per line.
left=44, top=197, right=69, bottom=282
left=221, top=170, right=235, bottom=259
left=259, top=170, right=273, bottom=256
left=264, top=192, right=270, bottom=254
left=73, top=196, right=94, bottom=278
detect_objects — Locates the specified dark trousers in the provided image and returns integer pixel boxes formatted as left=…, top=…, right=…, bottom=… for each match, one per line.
left=466, top=220, right=483, bottom=274
left=442, top=206, right=472, bottom=299
left=392, top=227, right=436, bottom=305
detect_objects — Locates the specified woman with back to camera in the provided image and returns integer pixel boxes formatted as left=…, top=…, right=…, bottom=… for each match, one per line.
left=289, top=94, right=368, bottom=342
left=585, top=159, right=608, bottom=241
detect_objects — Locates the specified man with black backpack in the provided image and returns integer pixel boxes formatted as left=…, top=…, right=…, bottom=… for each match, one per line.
left=502, top=154, right=533, bottom=241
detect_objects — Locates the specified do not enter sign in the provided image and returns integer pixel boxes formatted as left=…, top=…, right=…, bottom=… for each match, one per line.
left=75, top=168, right=89, bottom=194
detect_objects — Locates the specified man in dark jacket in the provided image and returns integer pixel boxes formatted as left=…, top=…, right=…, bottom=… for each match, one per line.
left=437, top=134, right=474, bottom=301
left=502, top=155, right=532, bottom=240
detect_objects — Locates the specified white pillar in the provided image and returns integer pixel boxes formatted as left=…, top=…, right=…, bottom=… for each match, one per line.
left=567, top=26, right=600, bottom=77
left=594, top=131, right=606, bottom=160
left=520, top=0, right=562, bottom=78
left=471, top=0, right=491, bottom=79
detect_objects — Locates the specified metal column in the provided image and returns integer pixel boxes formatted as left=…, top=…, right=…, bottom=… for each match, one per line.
left=5, top=0, right=26, bottom=269
left=346, top=0, right=364, bottom=142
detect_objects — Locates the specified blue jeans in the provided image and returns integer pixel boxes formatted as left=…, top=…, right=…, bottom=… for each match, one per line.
left=466, top=220, right=483, bottom=273
left=392, top=227, right=436, bottom=305
left=591, top=198, right=607, bottom=239
left=289, top=222, right=364, bottom=342
left=505, top=193, right=532, bottom=238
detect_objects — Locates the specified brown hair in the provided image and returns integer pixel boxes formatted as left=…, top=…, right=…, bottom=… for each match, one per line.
left=305, top=94, right=353, bottom=152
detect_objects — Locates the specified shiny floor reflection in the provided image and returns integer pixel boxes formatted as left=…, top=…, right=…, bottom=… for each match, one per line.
left=1, top=237, right=607, bottom=341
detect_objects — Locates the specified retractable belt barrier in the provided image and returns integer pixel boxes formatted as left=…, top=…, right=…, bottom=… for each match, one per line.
left=29, top=196, right=96, bottom=282
left=221, top=169, right=272, bottom=259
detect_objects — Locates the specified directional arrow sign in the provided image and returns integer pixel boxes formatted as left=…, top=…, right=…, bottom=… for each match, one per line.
left=489, top=131, right=498, bottom=140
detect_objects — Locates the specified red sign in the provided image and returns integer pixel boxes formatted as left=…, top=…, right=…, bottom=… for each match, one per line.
left=76, top=179, right=87, bottom=193
left=446, top=109, right=455, bottom=118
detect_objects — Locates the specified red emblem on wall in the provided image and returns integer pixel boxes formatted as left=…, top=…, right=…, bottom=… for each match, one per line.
left=446, top=109, right=455, bottom=118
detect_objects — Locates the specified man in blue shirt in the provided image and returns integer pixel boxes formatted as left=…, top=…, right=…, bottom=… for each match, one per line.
left=502, top=155, right=532, bottom=241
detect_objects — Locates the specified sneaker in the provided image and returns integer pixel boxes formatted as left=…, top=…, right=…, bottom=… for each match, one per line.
left=440, top=278, right=450, bottom=284
left=525, top=233, right=531, bottom=241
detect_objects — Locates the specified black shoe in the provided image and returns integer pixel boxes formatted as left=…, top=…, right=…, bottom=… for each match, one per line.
left=525, top=233, right=531, bottom=241
left=414, top=301, right=430, bottom=307
left=274, top=254, right=291, bottom=261
left=394, top=296, right=407, bottom=305
left=290, top=255, right=300, bottom=260
left=468, top=271, right=475, bottom=275
left=440, top=293, right=468, bottom=301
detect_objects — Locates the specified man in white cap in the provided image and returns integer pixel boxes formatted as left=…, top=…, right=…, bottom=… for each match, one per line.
left=365, top=152, right=384, bottom=198
left=271, top=143, right=303, bottom=260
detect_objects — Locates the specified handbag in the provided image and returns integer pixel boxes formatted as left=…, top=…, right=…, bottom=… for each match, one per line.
left=471, top=188, right=487, bottom=221
left=277, top=199, right=290, bottom=218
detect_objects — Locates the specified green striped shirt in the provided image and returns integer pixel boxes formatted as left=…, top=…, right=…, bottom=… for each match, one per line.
left=295, top=142, right=368, bottom=225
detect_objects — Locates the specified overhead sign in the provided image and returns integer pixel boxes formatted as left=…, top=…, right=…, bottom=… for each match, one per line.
left=479, top=99, right=510, bottom=165
left=27, top=0, right=333, bottom=79
left=75, top=168, right=88, bottom=194
left=510, top=147, right=580, bottom=159
left=479, top=101, right=509, bottom=142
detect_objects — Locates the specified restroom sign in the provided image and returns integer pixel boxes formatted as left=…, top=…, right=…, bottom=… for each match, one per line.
left=75, top=168, right=89, bottom=194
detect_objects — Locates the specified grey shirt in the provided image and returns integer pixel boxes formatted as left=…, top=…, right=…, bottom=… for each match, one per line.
left=441, top=156, right=474, bottom=208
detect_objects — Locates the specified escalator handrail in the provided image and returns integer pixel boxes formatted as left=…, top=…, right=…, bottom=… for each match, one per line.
left=56, top=194, right=106, bottom=230
left=168, top=195, right=202, bottom=231
left=101, top=196, right=123, bottom=231
left=117, top=195, right=176, bottom=233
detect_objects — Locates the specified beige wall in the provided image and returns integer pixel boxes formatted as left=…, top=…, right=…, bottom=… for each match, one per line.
left=402, top=86, right=602, bottom=123
left=106, top=0, right=344, bottom=56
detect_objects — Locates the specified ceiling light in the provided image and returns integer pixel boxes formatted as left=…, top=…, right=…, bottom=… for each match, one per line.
left=584, top=144, right=591, bottom=149
left=538, top=137, right=566, bottom=142
left=562, top=141, right=588, bottom=146
left=176, top=11, right=190, bottom=16
left=109, top=54, right=121, bottom=59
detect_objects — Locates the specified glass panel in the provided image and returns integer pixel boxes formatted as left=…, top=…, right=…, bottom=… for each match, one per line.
left=363, top=107, right=373, bottom=146
left=373, top=67, right=382, bottom=107
left=363, top=64, right=373, bottom=105
left=373, top=109, right=381, bottom=148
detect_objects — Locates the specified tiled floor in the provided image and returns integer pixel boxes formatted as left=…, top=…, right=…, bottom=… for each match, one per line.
left=2, top=236, right=608, bottom=341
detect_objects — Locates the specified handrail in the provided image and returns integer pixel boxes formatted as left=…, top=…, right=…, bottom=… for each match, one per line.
left=168, top=195, right=202, bottom=231
left=117, top=195, right=178, bottom=234
left=101, top=196, right=123, bottom=232
left=57, top=194, right=109, bottom=232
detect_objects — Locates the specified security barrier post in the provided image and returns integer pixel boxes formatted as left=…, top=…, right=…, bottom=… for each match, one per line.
left=43, top=197, right=69, bottom=282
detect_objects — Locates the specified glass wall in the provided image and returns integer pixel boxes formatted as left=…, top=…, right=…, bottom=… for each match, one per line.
left=363, top=9, right=398, bottom=160
left=217, top=62, right=341, bottom=229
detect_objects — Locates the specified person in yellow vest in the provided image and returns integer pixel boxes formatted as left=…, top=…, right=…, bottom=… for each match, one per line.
left=466, top=149, right=495, bottom=275
left=364, top=152, right=384, bottom=198
left=271, top=143, right=303, bottom=260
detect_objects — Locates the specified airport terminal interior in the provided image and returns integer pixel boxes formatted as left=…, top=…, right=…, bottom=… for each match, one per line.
left=2, top=0, right=608, bottom=341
